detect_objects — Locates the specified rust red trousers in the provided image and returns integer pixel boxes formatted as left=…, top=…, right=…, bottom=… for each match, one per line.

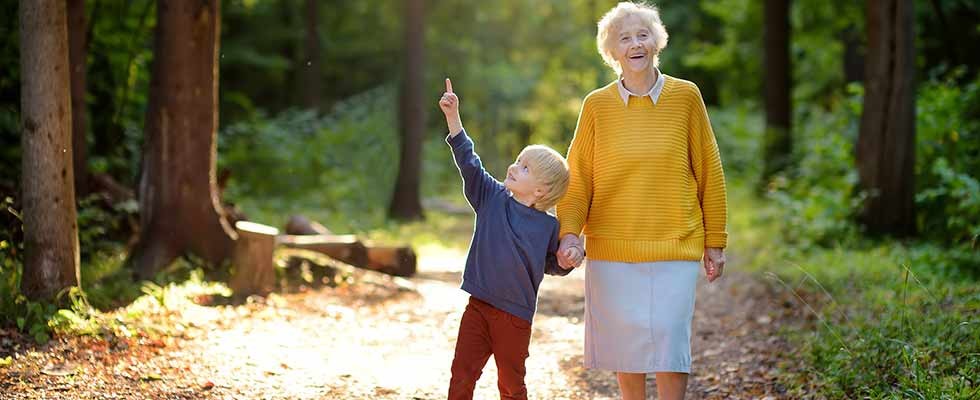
left=448, top=296, right=532, bottom=400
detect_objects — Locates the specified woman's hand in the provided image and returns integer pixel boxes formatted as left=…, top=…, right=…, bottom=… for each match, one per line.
left=558, top=234, right=585, bottom=269
left=703, top=247, right=726, bottom=282
left=439, top=78, right=463, bottom=136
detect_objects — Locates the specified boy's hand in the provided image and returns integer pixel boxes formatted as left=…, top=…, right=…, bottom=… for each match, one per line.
left=560, top=247, right=583, bottom=269
left=439, top=78, right=463, bottom=136
left=558, top=234, right=585, bottom=269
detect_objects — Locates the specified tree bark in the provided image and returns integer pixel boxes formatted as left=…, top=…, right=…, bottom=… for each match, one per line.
left=761, top=0, right=792, bottom=187
left=302, top=0, right=321, bottom=111
left=19, top=0, right=81, bottom=300
left=857, top=0, right=916, bottom=236
left=129, top=0, right=236, bottom=279
left=68, top=0, right=88, bottom=196
left=389, top=0, right=425, bottom=221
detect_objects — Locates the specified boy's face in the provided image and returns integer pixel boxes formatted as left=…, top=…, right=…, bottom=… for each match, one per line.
left=504, top=155, right=544, bottom=200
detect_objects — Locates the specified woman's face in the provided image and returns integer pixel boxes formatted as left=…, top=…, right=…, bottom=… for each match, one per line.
left=614, top=15, right=655, bottom=74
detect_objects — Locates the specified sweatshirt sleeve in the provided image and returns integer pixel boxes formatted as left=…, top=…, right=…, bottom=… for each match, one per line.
left=447, top=129, right=505, bottom=213
left=544, top=223, right=571, bottom=276
left=687, top=84, right=729, bottom=248
left=556, top=96, right=596, bottom=238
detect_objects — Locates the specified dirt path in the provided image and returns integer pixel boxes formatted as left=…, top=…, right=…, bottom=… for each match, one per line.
left=1, top=248, right=798, bottom=399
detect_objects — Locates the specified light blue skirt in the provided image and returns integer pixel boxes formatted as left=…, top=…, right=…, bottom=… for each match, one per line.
left=584, top=259, right=700, bottom=373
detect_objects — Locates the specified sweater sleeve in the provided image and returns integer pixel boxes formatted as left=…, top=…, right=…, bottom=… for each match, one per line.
left=556, top=96, right=596, bottom=238
left=687, top=84, right=729, bottom=248
left=447, top=129, right=505, bottom=213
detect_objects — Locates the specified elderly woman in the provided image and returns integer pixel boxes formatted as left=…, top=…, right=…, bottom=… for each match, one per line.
left=555, top=2, right=728, bottom=399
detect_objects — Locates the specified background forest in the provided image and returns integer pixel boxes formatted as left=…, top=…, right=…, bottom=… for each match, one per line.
left=1, top=0, right=978, bottom=397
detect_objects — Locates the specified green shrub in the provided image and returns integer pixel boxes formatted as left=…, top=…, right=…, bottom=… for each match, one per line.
left=915, top=71, right=980, bottom=248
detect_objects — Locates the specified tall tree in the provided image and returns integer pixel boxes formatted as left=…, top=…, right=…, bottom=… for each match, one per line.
left=302, top=0, right=321, bottom=111
left=857, top=0, right=916, bottom=236
left=128, top=0, right=236, bottom=279
left=68, top=0, right=88, bottom=195
left=389, top=0, right=425, bottom=221
left=19, top=0, right=81, bottom=300
left=761, top=0, right=791, bottom=188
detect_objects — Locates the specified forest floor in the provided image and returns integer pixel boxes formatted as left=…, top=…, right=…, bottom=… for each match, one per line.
left=0, top=245, right=813, bottom=399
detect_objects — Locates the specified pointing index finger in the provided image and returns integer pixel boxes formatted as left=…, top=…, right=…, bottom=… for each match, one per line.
left=445, top=78, right=453, bottom=94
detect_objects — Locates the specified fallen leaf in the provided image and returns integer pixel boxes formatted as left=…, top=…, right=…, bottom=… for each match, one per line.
left=141, top=373, right=162, bottom=381
left=0, top=356, right=11, bottom=367
left=201, top=380, right=215, bottom=390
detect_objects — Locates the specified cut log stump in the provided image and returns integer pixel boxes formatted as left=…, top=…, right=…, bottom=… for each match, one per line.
left=229, top=221, right=279, bottom=296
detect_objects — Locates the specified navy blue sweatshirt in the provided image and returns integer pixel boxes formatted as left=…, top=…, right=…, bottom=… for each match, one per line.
left=447, top=129, right=570, bottom=323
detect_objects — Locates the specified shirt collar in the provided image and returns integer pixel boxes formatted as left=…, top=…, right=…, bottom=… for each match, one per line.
left=617, top=69, right=665, bottom=106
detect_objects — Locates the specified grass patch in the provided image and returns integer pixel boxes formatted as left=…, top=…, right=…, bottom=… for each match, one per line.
left=730, top=183, right=980, bottom=398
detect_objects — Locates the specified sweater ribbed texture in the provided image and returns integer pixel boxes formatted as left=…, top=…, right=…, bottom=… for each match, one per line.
left=556, top=76, right=728, bottom=263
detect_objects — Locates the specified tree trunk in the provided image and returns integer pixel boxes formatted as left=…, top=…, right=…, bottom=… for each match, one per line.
left=129, top=0, right=236, bottom=279
left=302, top=0, right=321, bottom=111
left=19, top=0, right=81, bottom=300
left=857, top=0, right=916, bottom=236
left=842, top=26, right=864, bottom=83
left=68, top=0, right=88, bottom=196
left=761, top=0, right=792, bottom=187
left=389, top=0, right=425, bottom=221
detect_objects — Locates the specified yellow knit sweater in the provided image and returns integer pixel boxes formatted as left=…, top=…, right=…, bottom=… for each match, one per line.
left=556, top=76, right=728, bottom=263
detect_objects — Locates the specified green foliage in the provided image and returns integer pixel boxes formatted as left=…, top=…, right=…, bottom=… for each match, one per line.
left=732, top=187, right=980, bottom=398
left=86, top=0, right=156, bottom=183
left=915, top=71, right=980, bottom=247
left=708, top=105, right=764, bottom=183
left=218, top=85, right=417, bottom=231
left=764, top=86, right=864, bottom=249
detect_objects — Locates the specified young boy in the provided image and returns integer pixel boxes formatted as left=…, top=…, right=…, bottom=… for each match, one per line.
left=439, top=78, right=578, bottom=400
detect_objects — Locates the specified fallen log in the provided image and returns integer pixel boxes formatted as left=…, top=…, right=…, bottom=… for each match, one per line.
left=285, top=215, right=333, bottom=235
left=365, top=245, right=417, bottom=277
left=229, top=221, right=279, bottom=296
left=280, top=215, right=416, bottom=277
left=276, top=234, right=369, bottom=268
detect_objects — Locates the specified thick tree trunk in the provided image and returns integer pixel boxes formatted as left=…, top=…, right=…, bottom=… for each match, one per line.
left=19, top=0, right=81, bottom=300
left=68, top=0, right=88, bottom=196
left=129, top=0, right=236, bottom=279
left=389, top=0, right=425, bottom=221
left=761, top=0, right=792, bottom=187
left=302, top=0, right=321, bottom=111
left=857, top=0, right=916, bottom=236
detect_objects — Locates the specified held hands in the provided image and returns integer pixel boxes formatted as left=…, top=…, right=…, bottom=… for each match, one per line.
left=703, top=247, right=726, bottom=282
left=557, top=234, right=585, bottom=270
left=439, top=78, right=463, bottom=136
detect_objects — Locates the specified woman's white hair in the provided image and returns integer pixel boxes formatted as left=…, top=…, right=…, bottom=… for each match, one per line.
left=596, top=2, right=669, bottom=74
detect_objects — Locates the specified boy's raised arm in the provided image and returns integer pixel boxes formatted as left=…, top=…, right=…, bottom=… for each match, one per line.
left=440, top=78, right=463, bottom=136
left=440, top=78, right=503, bottom=212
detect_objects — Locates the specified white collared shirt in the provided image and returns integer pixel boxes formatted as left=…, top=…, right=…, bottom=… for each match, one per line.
left=617, top=69, right=666, bottom=106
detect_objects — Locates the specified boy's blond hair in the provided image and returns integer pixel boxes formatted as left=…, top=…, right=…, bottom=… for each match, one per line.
left=519, top=145, right=570, bottom=212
